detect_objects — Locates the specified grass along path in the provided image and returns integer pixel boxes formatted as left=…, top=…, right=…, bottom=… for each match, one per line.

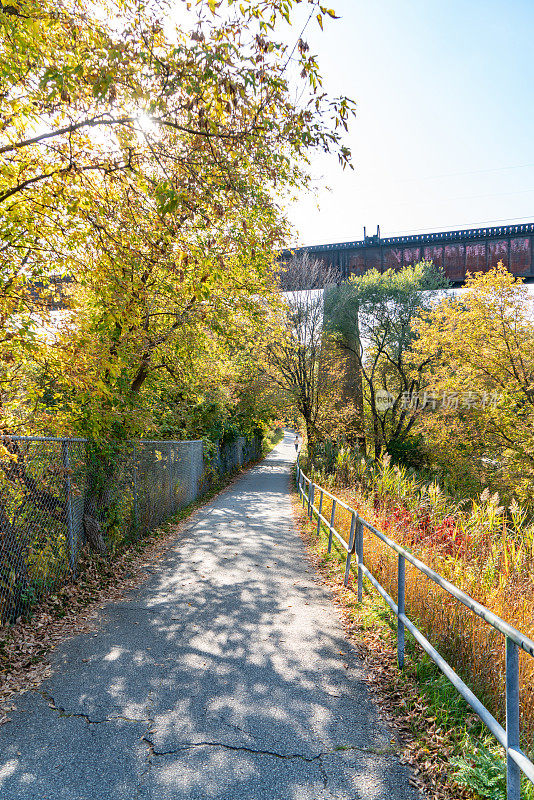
left=291, top=479, right=534, bottom=800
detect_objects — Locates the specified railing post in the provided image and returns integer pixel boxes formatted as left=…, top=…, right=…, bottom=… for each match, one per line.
left=506, top=636, right=520, bottom=800
left=328, top=499, right=336, bottom=553
left=356, top=517, right=364, bottom=603
left=397, top=554, right=405, bottom=669
left=316, top=490, right=323, bottom=536
left=308, top=483, right=314, bottom=520
left=302, top=477, right=306, bottom=508
left=61, top=440, right=76, bottom=578
left=344, top=512, right=356, bottom=586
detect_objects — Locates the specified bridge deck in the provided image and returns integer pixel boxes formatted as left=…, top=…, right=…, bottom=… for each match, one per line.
left=282, top=222, right=534, bottom=286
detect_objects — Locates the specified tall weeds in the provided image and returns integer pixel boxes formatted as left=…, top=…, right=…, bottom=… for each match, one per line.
left=303, top=452, right=534, bottom=752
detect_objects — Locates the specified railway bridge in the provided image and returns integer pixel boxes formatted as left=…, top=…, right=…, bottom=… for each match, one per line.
left=281, top=222, right=534, bottom=288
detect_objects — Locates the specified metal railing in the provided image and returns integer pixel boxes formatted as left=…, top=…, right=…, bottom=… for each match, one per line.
left=296, top=459, right=534, bottom=800
left=289, top=221, right=534, bottom=253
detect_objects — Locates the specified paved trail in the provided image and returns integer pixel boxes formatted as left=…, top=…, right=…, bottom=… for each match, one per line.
left=0, top=432, right=418, bottom=799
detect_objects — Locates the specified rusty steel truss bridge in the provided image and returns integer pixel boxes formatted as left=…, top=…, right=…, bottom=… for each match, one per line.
left=281, top=222, right=534, bottom=288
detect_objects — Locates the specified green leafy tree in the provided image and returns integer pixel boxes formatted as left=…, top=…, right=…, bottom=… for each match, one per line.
left=324, top=261, right=447, bottom=460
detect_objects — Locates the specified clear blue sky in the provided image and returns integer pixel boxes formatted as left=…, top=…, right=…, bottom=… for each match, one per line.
left=285, top=0, right=534, bottom=246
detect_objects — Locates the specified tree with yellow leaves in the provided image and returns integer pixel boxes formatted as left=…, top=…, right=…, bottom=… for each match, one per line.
left=414, top=264, right=534, bottom=502
left=0, top=0, right=355, bottom=549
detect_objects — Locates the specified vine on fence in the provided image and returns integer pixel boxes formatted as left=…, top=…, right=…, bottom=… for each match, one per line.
left=0, top=434, right=261, bottom=624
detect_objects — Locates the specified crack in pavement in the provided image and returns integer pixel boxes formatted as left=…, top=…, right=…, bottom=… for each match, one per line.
left=38, top=690, right=149, bottom=726
left=141, top=736, right=398, bottom=762
left=199, top=705, right=255, bottom=742
left=318, top=754, right=328, bottom=788
left=138, top=689, right=154, bottom=800
left=142, top=736, right=324, bottom=761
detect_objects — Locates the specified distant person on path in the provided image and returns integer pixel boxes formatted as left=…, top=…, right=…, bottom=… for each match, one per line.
left=294, top=435, right=300, bottom=453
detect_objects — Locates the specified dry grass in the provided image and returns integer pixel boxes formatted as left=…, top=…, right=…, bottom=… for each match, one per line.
left=293, top=489, right=476, bottom=800
left=300, top=466, right=534, bottom=755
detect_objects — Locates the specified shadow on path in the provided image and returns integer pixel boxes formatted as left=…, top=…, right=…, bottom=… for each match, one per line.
left=0, top=433, right=418, bottom=800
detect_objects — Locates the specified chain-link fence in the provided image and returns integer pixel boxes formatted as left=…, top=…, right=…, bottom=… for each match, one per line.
left=0, top=434, right=261, bottom=625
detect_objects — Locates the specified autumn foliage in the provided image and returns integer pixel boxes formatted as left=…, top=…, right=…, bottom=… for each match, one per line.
left=302, top=264, right=534, bottom=765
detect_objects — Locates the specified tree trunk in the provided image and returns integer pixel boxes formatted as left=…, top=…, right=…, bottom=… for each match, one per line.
left=82, top=503, right=107, bottom=554
left=304, top=417, right=319, bottom=462
left=373, top=421, right=382, bottom=461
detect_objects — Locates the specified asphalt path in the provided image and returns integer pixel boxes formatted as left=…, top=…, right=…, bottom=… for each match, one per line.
left=0, top=431, right=419, bottom=799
